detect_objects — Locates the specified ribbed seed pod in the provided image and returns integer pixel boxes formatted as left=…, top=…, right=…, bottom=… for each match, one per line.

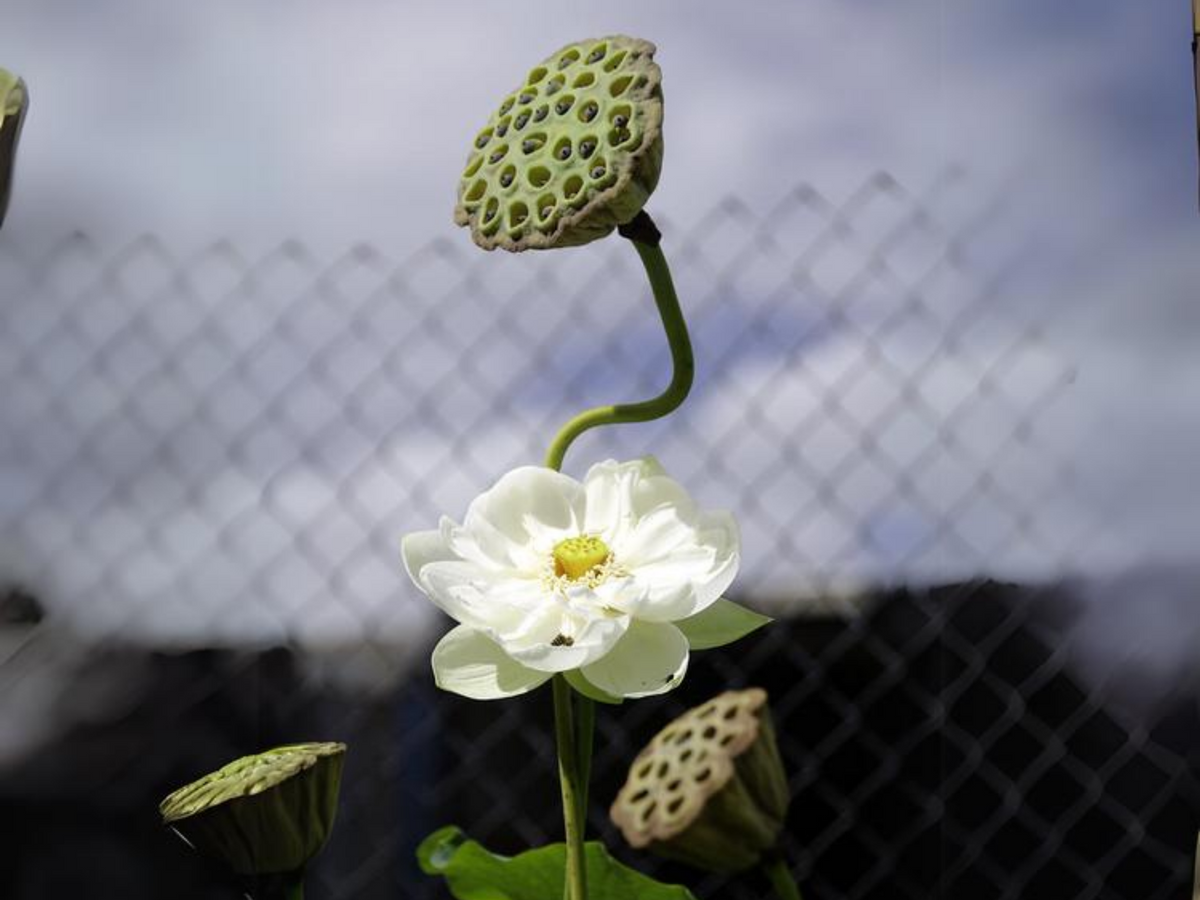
left=0, top=69, right=28, bottom=229
left=453, top=35, right=664, bottom=251
left=160, top=742, right=346, bottom=877
left=610, top=688, right=788, bottom=874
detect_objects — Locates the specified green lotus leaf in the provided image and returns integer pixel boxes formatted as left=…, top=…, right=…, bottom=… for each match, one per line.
left=417, top=826, right=697, bottom=900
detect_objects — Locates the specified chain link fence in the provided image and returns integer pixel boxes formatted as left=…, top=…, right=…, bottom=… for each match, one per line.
left=0, top=172, right=1196, bottom=899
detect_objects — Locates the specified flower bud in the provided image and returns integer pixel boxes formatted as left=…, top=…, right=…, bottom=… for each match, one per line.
left=160, top=742, right=346, bottom=877
left=0, top=70, right=28, bottom=229
left=610, top=687, right=789, bottom=874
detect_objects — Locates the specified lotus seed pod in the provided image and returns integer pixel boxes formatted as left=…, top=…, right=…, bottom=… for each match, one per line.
left=0, top=70, right=28, bottom=229
left=454, top=35, right=664, bottom=251
left=610, top=688, right=789, bottom=874
left=160, top=742, right=346, bottom=877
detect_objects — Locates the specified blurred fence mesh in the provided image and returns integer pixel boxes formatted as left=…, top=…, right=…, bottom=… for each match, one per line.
left=0, top=173, right=1196, bottom=900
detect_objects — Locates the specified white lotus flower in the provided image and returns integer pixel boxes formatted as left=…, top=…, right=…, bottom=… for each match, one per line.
left=402, top=458, right=769, bottom=701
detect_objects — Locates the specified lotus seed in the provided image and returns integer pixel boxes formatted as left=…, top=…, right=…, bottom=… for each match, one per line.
left=588, top=47, right=605, bottom=63
left=500, top=171, right=514, bottom=187
left=555, top=100, right=571, bottom=114
left=515, top=112, right=530, bottom=129
left=496, top=122, right=509, bottom=137
left=541, top=205, right=554, bottom=219
left=581, top=103, right=598, bottom=122
left=590, top=166, right=606, bottom=179
left=518, top=92, right=533, bottom=104
left=579, top=140, right=596, bottom=158
left=613, top=114, right=628, bottom=128
left=533, top=105, right=548, bottom=122
left=522, top=139, right=538, bottom=153
left=558, top=145, right=571, bottom=160
left=475, top=133, right=490, bottom=149
left=489, top=150, right=505, bottom=163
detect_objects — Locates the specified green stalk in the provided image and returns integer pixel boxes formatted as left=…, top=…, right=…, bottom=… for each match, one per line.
left=762, top=854, right=804, bottom=900
left=543, top=211, right=694, bottom=472
left=552, top=675, right=588, bottom=900
left=542, top=210, right=695, bottom=900
left=574, top=694, right=596, bottom=820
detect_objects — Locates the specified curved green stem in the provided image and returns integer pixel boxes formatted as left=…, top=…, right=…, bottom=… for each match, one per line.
left=543, top=212, right=694, bottom=472
left=763, top=854, right=804, bottom=900
left=552, top=675, right=588, bottom=900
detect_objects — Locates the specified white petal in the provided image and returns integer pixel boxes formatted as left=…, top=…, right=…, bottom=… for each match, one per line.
left=579, top=620, right=690, bottom=698
left=418, top=560, right=538, bottom=631
left=581, top=460, right=635, bottom=544
left=619, top=505, right=700, bottom=566
left=431, top=625, right=552, bottom=700
left=463, top=466, right=584, bottom=553
left=673, top=598, right=772, bottom=650
left=501, top=600, right=630, bottom=673
left=564, top=668, right=624, bottom=705
left=401, top=528, right=457, bottom=585
left=692, top=510, right=741, bottom=608
left=628, top=510, right=740, bottom=622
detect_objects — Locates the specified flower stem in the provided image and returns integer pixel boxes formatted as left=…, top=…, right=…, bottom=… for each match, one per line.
left=542, top=210, right=694, bottom=472
left=552, top=674, right=588, bottom=900
left=574, top=693, right=595, bottom=819
left=543, top=210, right=693, bottom=900
left=763, top=853, right=804, bottom=900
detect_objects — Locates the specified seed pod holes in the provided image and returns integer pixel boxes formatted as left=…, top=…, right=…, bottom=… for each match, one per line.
left=454, top=34, right=663, bottom=251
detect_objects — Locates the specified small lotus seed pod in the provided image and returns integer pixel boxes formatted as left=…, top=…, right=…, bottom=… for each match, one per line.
left=160, top=742, right=346, bottom=877
left=610, top=688, right=789, bottom=874
left=0, top=69, right=29, bottom=229
left=454, top=35, right=664, bottom=251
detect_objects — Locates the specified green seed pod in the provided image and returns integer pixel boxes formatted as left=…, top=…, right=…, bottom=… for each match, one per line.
left=160, top=742, right=346, bottom=877
left=0, top=69, right=29, bottom=229
left=610, top=688, right=788, bottom=874
left=454, top=35, right=664, bottom=252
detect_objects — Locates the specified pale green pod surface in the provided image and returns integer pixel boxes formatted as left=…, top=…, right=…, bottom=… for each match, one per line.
left=454, top=35, right=664, bottom=252
left=0, top=69, right=28, bottom=229
left=610, top=688, right=789, bottom=875
left=160, top=742, right=346, bottom=877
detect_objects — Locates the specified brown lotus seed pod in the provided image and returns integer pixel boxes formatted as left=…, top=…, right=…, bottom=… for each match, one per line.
left=610, top=688, right=789, bottom=874
left=160, top=742, right=346, bottom=877
left=454, top=35, right=664, bottom=252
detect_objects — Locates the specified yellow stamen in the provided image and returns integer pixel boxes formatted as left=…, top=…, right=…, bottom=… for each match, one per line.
left=552, top=535, right=611, bottom=581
